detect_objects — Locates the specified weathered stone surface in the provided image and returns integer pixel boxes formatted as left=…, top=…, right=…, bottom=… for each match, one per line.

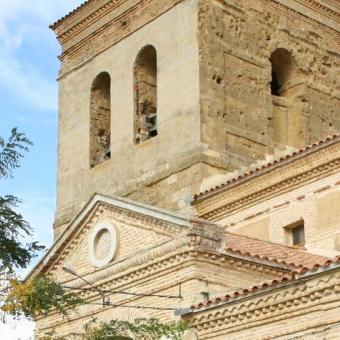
left=52, top=0, right=339, bottom=238
left=194, top=135, right=340, bottom=257
left=38, top=2, right=340, bottom=337
left=198, top=0, right=340, bottom=166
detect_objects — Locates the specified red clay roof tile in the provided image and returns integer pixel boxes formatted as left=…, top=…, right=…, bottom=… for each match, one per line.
left=224, top=232, right=330, bottom=270
left=190, top=256, right=340, bottom=310
left=50, top=0, right=93, bottom=30
left=193, top=134, right=340, bottom=202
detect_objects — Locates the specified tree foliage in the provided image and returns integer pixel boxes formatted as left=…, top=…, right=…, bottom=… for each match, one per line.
left=83, top=318, right=189, bottom=340
left=0, top=195, right=43, bottom=275
left=0, top=128, right=43, bottom=276
left=41, top=318, right=190, bottom=340
left=0, top=131, right=81, bottom=320
left=0, top=128, right=32, bottom=179
left=0, top=129, right=191, bottom=338
left=1, top=276, right=83, bottom=319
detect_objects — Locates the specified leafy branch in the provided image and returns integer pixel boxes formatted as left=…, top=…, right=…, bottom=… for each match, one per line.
left=1, top=276, right=190, bottom=339
left=0, top=195, right=44, bottom=275
left=40, top=317, right=190, bottom=340
left=0, top=128, right=32, bottom=179
left=0, top=129, right=191, bottom=339
left=83, top=318, right=189, bottom=340
left=0, top=129, right=44, bottom=277
left=1, top=277, right=84, bottom=319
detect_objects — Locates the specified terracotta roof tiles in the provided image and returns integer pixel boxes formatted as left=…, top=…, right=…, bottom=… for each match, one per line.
left=191, top=276, right=291, bottom=310
left=224, top=232, right=330, bottom=270
left=190, top=255, right=340, bottom=310
left=193, top=134, right=340, bottom=202
left=50, top=0, right=92, bottom=29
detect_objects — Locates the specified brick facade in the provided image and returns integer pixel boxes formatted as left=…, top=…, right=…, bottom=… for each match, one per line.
left=31, top=0, right=340, bottom=338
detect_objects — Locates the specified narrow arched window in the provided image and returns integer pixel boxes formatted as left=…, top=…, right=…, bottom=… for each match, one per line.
left=270, top=49, right=294, bottom=96
left=90, top=72, right=111, bottom=168
left=134, top=45, right=157, bottom=144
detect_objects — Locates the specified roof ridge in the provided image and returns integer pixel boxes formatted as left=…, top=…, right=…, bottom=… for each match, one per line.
left=190, top=255, right=340, bottom=311
left=224, top=231, right=330, bottom=270
left=193, top=133, right=340, bottom=202
left=224, top=247, right=328, bottom=270
left=50, top=0, right=94, bottom=29
left=226, top=231, right=313, bottom=252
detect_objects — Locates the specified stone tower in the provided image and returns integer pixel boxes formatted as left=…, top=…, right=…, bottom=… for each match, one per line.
left=51, top=0, right=340, bottom=238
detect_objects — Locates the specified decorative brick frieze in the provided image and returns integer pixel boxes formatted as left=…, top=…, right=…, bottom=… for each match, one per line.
left=194, top=138, right=340, bottom=221
left=184, top=266, right=340, bottom=339
left=36, top=0, right=340, bottom=338
left=52, top=0, right=186, bottom=76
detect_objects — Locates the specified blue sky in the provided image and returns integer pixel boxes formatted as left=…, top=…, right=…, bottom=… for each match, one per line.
left=0, top=1, right=84, bottom=338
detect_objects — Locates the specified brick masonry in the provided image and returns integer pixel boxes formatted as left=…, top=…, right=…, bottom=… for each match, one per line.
left=34, top=0, right=340, bottom=338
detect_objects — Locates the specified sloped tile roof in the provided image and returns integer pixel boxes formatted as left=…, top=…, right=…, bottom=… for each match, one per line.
left=194, top=134, right=340, bottom=202
left=190, top=255, right=340, bottom=310
left=224, top=232, right=330, bottom=270
left=191, top=276, right=291, bottom=310
left=50, top=0, right=92, bottom=29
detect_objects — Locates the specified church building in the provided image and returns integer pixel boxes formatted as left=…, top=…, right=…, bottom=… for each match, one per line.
left=30, top=0, right=340, bottom=338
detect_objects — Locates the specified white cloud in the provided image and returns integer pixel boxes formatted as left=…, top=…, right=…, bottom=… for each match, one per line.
left=0, top=2, right=85, bottom=337
left=0, top=57, right=57, bottom=112
left=0, top=0, right=84, bottom=25
left=0, top=0, right=84, bottom=112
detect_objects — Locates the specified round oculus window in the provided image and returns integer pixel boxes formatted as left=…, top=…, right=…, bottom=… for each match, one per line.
left=88, top=221, right=119, bottom=267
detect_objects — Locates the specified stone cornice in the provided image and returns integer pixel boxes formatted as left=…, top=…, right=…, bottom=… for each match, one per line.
left=31, top=193, right=293, bottom=287
left=28, top=193, right=220, bottom=279
left=55, top=0, right=136, bottom=46
left=322, top=0, right=340, bottom=13
left=52, top=0, right=340, bottom=76
left=33, top=194, right=315, bottom=286
left=184, top=267, right=340, bottom=336
left=51, top=0, right=117, bottom=33
left=292, top=0, right=340, bottom=23
left=52, top=0, right=185, bottom=76
left=203, top=159, right=340, bottom=221
left=194, top=137, right=340, bottom=221
left=194, top=135, right=340, bottom=202
left=187, top=259, right=340, bottom=310
left=46, top=220, right=289, bottom=285
left=34, top=247, right=289, bottom=329
left=54, top=0, right=340, bottom=34
left=268, top=0, right=340, bottom=36
left=217, top=0, right=340, bottom=41
left=48, top=232, right=288, bottom=290
left=55, top=248, right=288, bottom=303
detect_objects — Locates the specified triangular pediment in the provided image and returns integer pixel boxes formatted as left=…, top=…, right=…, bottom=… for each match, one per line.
left=29, top=194, right=196, bottom=281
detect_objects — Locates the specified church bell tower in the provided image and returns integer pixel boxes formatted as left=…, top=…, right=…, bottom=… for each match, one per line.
left=51, top=0, right=340, bottom=238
